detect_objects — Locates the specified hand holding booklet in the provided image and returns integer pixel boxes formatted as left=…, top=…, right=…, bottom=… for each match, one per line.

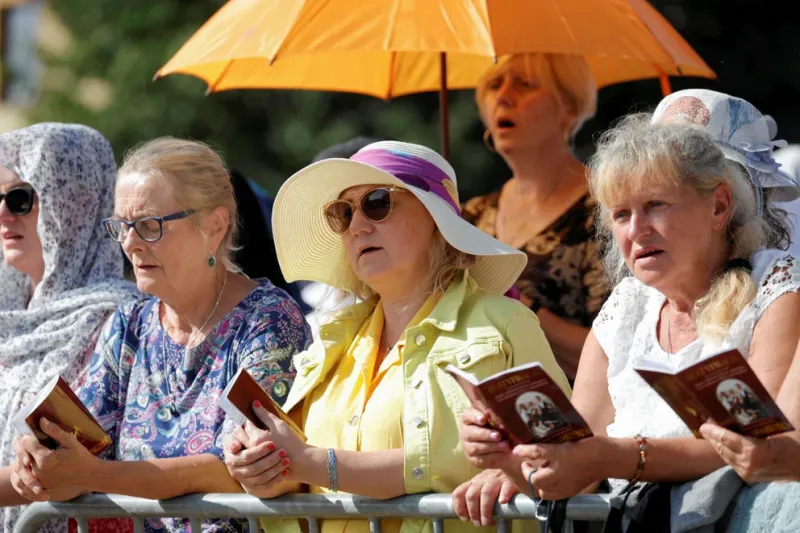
left=634, top=348, right=794, bottom=439
left=219, top=367, right=306, bottom=441
left=12, top=375, right=112, bottom=455
left=445, top=362, right=593, bottom=445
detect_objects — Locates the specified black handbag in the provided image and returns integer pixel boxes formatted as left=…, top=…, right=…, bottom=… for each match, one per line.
left=600, top=482, right=672, bottom=533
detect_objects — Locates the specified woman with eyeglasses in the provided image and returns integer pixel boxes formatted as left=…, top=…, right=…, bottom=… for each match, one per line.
left=8, top=138, right=311, bottom=533
left=220, top=141, right=569, bottom=533
left=0, top=123, right=140, bottom=532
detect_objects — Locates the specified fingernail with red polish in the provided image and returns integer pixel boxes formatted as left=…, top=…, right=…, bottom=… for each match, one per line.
left=279, top=450, right=287, bottom=458
left=282, top=459, right=290, bottom=467
left=253, top=401, right=262, bottom=409
left=282, top=470, right=289, bottom=477
left=267, top=443, right=275, bottom=452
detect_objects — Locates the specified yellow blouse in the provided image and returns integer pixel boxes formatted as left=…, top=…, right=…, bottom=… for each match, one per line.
left=265, top=272, right=571, bottom=533
left=302, top=294, right=440, bottom=533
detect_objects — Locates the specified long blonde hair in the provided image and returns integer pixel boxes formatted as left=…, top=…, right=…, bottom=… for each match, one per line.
left=589, top=114, right=790, bottom=340
left=119, top=137, right=240, bottom=273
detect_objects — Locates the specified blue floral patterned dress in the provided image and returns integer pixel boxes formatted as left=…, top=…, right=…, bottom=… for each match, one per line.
left=72, top=279, right=311, bottom=533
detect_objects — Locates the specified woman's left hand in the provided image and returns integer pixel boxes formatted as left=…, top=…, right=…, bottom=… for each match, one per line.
left=699, top=423, right=800, bottom=483
left=11, top=417, right=97, bottom=500
left=513, top=437, right=606, bottom=501
left=453, top=469, right=519, bottom=527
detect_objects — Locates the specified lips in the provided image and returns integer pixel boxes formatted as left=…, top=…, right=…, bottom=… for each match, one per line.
left=634, top=247, right=664, bottom=261
left=358, top=245, right=382, bottom=257
left=495, top=117, right=516, bottom=130
left=0, top=231, right=22, bottom=241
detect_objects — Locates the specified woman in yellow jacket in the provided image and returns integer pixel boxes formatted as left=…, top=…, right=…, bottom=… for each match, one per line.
left=223, top=141, right=570, bottom=533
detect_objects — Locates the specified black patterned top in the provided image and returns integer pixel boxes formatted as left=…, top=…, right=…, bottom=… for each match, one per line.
left=462, top=192, right=609, bottom=327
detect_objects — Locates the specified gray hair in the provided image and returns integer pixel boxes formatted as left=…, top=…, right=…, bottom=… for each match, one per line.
left=588, top=113, right=790, bottom=339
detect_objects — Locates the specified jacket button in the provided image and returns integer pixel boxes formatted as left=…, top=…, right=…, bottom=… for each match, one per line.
left=415, top=334, right=426, bottom=346
left=413, top=468, right=424, bottom=479
left=412, top=416, right=424, bottom=428
left=349, top=415, right=359, bottom=426
left=458, top=354, right=471, bottom=364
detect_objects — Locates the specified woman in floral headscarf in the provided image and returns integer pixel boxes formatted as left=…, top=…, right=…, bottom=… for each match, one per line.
left=0, top=123, right=140, bottom=531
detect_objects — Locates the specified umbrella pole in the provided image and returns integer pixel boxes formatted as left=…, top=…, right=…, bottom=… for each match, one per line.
left=439, top=52, right=450, bottom=160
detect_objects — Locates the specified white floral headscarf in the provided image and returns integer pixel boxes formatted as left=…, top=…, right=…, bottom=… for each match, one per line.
left=0, top=123, right=140, bottom=391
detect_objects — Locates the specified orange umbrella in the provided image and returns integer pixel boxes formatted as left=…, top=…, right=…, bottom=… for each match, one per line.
left=156, top=0, right=715, bottom=157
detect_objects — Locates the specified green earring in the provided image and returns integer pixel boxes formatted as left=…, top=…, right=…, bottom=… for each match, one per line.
left=208, top=255, right=216, bottom=267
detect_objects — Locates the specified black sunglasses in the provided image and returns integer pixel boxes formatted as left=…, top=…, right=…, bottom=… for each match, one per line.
left=323, top=187, right=407, bottom=234
left=0, top=184, right=35, bottom=216
left=102, top=210, right=196, bottom=243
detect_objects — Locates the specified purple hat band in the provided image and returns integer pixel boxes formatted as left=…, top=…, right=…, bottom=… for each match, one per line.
left=349, top=149, right=460, bottom=214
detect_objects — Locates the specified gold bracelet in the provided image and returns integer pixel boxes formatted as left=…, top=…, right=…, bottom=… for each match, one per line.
left=629, top=434, right=648, bottom=484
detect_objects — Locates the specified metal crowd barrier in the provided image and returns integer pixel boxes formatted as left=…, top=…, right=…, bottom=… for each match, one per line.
left=15, top=492, right=611, bottom=533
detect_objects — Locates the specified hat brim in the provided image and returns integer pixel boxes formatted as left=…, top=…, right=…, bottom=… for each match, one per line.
left=719, top=146, right=800, bottom=202
left=272, top=158, right=526, bottom=295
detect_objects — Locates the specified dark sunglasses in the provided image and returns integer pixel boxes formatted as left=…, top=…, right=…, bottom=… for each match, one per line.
left=102, top=210, right=196, bottom=243
left=0, top=184, right=35, bottom=216
left=323, top=187, right=408, bottom=234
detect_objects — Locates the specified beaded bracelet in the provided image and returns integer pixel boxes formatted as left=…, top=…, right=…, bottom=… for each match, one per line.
left=327, top=448, right=339, bottom=492
left=629, top=434, right=648, bottom=484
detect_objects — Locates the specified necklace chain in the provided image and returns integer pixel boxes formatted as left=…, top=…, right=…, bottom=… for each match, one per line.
left=161, top=270, right=229, bottom=413
left=667, top=310, right=673, bottom=355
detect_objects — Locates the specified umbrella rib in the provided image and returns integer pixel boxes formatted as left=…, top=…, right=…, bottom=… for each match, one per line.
left=630, top=2, right=682, bottom=75
left=545, top=0, right=581, bottom=54
left=205, top=59, right=234, bottom=94
left=383, top=0, right=401, bottom=49
left=268, top=0, right=311, bottom=64
left=386, top=51, right=397, bottom=99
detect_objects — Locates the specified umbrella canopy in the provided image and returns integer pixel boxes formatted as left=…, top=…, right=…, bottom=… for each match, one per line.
left=157, top=0, right=714, bottom=95
left=156, top=0, right=716, bottom=155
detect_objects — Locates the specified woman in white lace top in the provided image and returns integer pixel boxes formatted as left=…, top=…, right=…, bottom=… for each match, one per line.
left=455, top=90, right=800, bottom=513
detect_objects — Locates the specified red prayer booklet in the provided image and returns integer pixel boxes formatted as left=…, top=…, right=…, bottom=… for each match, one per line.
left=219, top=367, right=306, bottom=440
left=12, top=375, right=112, bottom=455
left=445, top=362, right=593, bottom=445
left=635, top=348, right=794, bottom=439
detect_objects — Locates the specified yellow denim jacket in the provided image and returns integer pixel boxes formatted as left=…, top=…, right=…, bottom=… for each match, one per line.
left=263, top=273, right=570, bottom=533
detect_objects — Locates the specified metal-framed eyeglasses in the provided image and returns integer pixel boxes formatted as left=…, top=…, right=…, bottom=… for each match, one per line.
left=102, top=210, right=196, bottom=243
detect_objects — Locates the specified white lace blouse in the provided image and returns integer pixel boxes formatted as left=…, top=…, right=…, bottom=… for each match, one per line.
left=593, top=249, right=800, bottom=442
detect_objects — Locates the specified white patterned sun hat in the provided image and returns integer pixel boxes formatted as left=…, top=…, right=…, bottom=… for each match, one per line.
left=652, top=89, right=800, bottom=204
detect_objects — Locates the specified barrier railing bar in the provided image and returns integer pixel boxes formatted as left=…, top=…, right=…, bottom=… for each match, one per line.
left=15, top=493, right=611, bottom=533
left=307, top=517, right=320, bottom=533
left=368, top=517, right=382, bottom=533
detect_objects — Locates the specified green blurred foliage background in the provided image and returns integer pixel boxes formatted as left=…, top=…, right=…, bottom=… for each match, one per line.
left=10, top=0, right=800, bottom=200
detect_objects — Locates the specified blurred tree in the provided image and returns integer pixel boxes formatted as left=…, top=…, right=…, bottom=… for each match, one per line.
left=30, top=0, right=507, bottom=198
left=29, top=0, right=800, bottom=199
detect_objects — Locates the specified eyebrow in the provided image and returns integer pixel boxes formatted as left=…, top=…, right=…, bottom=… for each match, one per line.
left=112, top=209, right=161, bottom=220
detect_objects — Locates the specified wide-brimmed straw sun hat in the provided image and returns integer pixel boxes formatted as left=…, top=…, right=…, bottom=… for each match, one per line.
left=272, top=141, right=526, bottom=295
left=652, top=89, right=800, bottom=204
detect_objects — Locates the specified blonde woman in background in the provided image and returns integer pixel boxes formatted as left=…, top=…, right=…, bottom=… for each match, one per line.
left=462, top=53, right=608, bottom=383
left=459, top=91, right=800, bottom=514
